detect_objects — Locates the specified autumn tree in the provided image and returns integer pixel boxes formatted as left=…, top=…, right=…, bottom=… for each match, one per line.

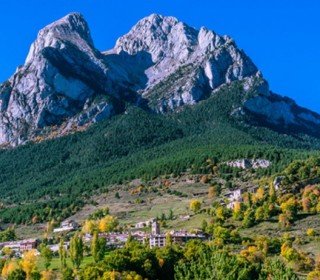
left=279, top=213, right=291, bottom=229
left=98, top=216, right=119, bottom=233
left=255, top=206, right=265, bottom=222
left=208, top=185, right=221, bottom=199
left=232, top=202, right=243, bottom=220
left=253, top=187, right=265, bottom=203
left=280, top=197, right=298, bottom=221
left=2, top=260, right=19, bottom=279
left=44, top=220, right=55, bottom=239
left=41, top=270, right=56, bottom=280
left=20, top=250, right=38, bottom=280
left=189, top=200, right=201, bottom=213
left=82, top=220, right=97, bottom=234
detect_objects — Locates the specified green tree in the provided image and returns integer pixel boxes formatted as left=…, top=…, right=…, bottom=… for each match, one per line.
left=242, top=209, right=255, bottom=228
left=259, top=258, right=299, bottom=280
left=0, top=227, right=16, bottom=242
left=62, top=267, right=74, bottom=280
left=69, top=234, right=84, bottom=269
left=168, top=209, right=174, bottom=220
left=59, top=239, right=67, bottom=269
left=40, top=244, right=53, bottom=270
left=81, top=266, right=102, bottom=280
left=8, top=269, right=26, bottom=280
left=91, top=232, right=106, bottom=263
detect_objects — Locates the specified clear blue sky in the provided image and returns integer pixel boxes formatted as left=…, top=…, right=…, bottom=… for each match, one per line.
left=0, top=0, right=319, bottom=112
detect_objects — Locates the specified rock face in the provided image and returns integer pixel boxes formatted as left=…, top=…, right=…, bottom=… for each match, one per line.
left=0, top=13, right=132, bottom=146
left=0, top=13, right=320, bottom=146
left=106, top=14, right=259, bottom=112
left=226, top=159, right=271, bottom=169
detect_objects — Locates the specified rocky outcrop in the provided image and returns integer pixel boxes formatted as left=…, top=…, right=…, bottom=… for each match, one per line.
left=0, top=13, right=320, bottom=146
left=226, top=159, right=271, bottom=169
left=107, top=14, right=259, bottom=112
left=0, top=13, right=131, bottom=146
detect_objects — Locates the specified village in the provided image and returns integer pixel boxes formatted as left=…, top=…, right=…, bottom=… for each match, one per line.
left=0, top=180, right=272, bottom=257
left=0, top=218, right=206, bottom=258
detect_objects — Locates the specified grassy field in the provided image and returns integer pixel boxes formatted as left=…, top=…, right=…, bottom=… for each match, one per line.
left=37, top=255, right=94, bottom=271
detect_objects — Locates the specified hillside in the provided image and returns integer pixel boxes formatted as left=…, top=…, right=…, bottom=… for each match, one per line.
left=0, top=81, right=319, bottom=224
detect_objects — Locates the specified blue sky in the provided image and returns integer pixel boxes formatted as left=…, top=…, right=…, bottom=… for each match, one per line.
left=0, top=0, right=319, bottom=112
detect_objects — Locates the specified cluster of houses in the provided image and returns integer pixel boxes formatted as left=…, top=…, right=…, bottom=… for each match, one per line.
left=85, top=220, right=206, bottom=249
left=0, top=239, right=38, bottom=256
left=148, top=220, right=206, bottom=248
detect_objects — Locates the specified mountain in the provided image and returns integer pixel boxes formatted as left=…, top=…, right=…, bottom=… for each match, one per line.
left=0, top=13, right=320, bottom=147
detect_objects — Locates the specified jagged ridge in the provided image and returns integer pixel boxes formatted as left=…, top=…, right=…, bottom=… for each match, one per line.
left=0, top=13, right=319, bottom=147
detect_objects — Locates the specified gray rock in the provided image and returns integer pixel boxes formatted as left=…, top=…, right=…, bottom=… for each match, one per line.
left=226, top=159, right=271, bottom=169
left=0, top=13, right=320, bottom=147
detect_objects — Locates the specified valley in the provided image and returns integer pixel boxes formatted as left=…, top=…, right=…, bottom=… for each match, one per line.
left=0, top=11, right=319, bottom=280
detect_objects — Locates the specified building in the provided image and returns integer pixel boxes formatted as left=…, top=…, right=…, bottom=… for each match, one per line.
left=151, top=220, right=160, bottom=235
left=149, top=234, right=166, bottom=248
left=20, top=240, right=38, bottom=251
left=134, top=218, right=156, bottom=229
left=53, top=220, right=79, bottom=233
left=0, top=239, right=38, bottom=252
left=149, top=225, right=206, bottom=248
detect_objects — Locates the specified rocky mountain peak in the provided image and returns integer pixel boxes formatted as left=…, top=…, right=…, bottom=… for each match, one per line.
left=0, top=13, right=319, bottom=147
left=26, top=13, right=93, bottom=64
left=108, top=14, right=259, bottom=111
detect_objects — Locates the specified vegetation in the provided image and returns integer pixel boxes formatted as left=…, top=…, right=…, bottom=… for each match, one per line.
left=0, top=82, right=319, bottom=224
left=0, top=78, right=319, bottom=277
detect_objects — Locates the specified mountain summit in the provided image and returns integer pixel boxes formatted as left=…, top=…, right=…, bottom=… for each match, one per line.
left=0, top=13, right=319, bottom=146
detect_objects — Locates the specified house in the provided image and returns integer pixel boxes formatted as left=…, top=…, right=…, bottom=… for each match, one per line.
left=149, top=222, right=206, bottom=248
left=134, top=218, right=156, bottom=229
left=20, top=240, right=38, bottom=251
left=53, top=220, right=79, bottom=233
left=0, top=239, right=38, bottom=252
left=61, top=220, right=78, bottom=229
left=149, top=234, right=166, bottom=248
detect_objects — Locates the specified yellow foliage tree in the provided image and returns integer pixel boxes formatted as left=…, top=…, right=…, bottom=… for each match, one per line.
left=21, top=249, right=38, bottom=279
left=189, top=199, right=201, bottom=213
left=278, top=213, right=291, bottom=229
left=280, top=197, right=298, bottom=220
left=101, top=271, right=121, bottom=280
left=240, top=246, right=264, bottom=263
left=208, top=187, right=216, bottom=199
left=232, top=202, right=242, bottom=220
left=41, top=270, right=56, bottom=280
left=253, top=187, right=264, bottom=203
left=98, top=215, right=119, bottom=233
left=215, top=207, right=227, bottom=223
left=1, top=260, right=19, bottom=279
left=82, top=220, right=97, bottom=234
left=306, top=228, right=316, bottom=237
left=307, top=270, right=320, bottom=280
